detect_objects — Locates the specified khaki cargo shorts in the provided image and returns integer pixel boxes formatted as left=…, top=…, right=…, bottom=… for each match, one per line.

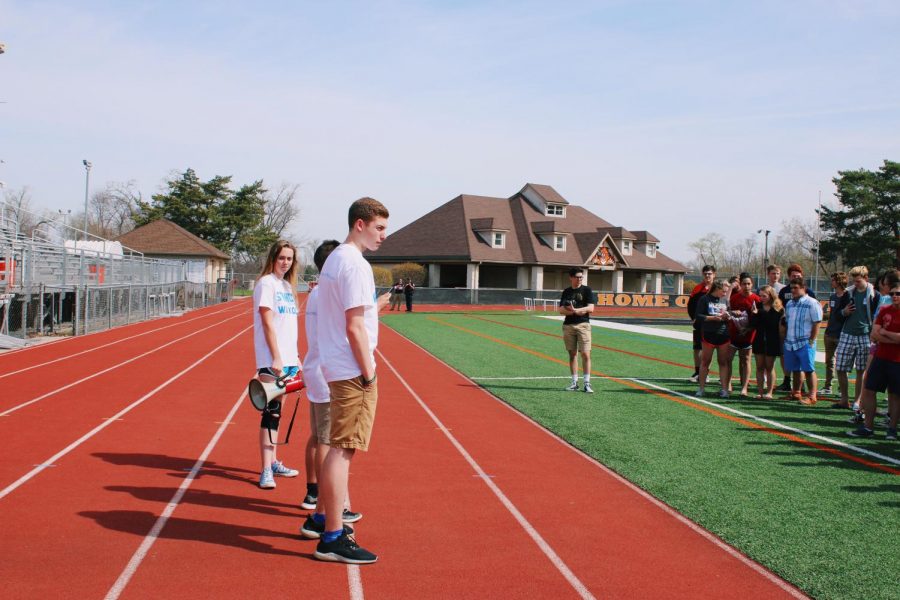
left=308, top=402, right=331, bottom=445
left=327, top=377, right=378, bottom=451
left=563, top=322, right=592, bottom=354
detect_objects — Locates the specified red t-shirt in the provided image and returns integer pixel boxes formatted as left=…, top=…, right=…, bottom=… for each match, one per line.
left=874, top=304, right=900, bottom=362
left=690, top=283, right=709, bottom=297
left=729, top=292, right=761, bottom=343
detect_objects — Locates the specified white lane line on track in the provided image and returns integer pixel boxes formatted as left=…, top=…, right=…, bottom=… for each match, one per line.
left=0, top=311, right=248, bottom=417
left=631, top=377, right=900, bottom=468
left=0, top=325, right=252, bottom=501
left=0, top=301, right=245, bottom=379
left=104, top=377, right=252, bottom=600
left=0, top=297, right=251, bottom=359
left=347, top=565, right=365, bottom=600
left=386, top=330, right=809, bottom=599
left=377, top=349, right=596, bottom=600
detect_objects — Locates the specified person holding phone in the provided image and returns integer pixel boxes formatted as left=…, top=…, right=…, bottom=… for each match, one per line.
left=833, top=266, right=880, bottom=409
left=559, top=268, right=595, bottom=393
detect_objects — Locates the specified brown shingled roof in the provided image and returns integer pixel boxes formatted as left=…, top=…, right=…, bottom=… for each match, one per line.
left=518, top=183, right=570, bottom=206
left=116, top=219, right=230, bottom=260
left=630, top=230, right=660, bottom=243
left=366, top=184, right=688, bottom=273
left=596, top=226, right=637, bottom=240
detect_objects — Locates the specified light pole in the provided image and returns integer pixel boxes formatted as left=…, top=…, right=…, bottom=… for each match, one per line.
left=757, top=229, right=770, bottom=284
left=82, top=159, right=92, bottom=241
left=58, top=208, right=72, bottom=240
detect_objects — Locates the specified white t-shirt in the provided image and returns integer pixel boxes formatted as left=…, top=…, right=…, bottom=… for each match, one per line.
left=317, top=243, right=378, bottom=382
left=252, top=273, right=300, bottom=369
left=302, top=287, right=330, bottom=403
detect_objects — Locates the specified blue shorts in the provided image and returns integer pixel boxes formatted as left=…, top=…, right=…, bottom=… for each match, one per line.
left=784, top=344, right=816, bottom=373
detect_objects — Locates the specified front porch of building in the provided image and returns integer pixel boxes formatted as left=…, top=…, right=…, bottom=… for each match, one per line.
left=423, top=262, right=684, bottom=294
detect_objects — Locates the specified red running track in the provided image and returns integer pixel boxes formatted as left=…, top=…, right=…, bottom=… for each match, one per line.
left=0, top=301, right=806, bottom=599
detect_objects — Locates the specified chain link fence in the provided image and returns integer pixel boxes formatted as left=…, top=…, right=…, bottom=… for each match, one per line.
left=0, top=280, right=235, bottom=341
left=0, top=236, right=236, bottom=344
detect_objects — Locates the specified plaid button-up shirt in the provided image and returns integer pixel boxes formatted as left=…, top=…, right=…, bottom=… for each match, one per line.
left=784, top=294, right=823, bottom=351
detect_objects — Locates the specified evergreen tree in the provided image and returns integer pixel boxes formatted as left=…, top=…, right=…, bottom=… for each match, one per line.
left=819, top=160, right=900, bottom=271
left=134, top=168, right=288, bottom=260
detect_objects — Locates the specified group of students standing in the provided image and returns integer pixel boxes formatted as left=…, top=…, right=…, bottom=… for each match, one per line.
left=688, top=262, right=900, bottom=440
left=251, top=197, right=392, bottom=565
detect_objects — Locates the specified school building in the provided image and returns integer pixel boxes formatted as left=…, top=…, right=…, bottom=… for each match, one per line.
left=365, top=183, right=689, bottom=293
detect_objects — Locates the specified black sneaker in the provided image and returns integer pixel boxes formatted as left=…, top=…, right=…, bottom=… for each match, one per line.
left=847, top=426, right=874, bottom=438
left=342, top=509, right=363, bottom=523
left=300, top=515, right=353, bottom=539
left=314, top=532, right=377, bottom=564
left=776, top=380, right=792, bottom=392
left=300, top=493, right=317, bottom=510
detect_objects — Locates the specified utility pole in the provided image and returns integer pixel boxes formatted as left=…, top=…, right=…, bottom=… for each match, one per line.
left=82, top=160, right=92, bottom=241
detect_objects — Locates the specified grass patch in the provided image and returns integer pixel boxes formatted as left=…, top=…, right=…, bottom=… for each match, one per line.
left=383, top=312, right=899, bottom=600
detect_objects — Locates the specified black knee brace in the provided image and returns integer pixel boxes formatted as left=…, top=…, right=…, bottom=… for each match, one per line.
left=260, top=399, right=282, bottom=431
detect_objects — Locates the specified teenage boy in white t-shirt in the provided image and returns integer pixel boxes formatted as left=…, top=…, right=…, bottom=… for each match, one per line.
left=252, top=241, right=301, bottom=489
left=313, top=197, right=391, bottom=565
left=299, top=239, right=362, bottom=539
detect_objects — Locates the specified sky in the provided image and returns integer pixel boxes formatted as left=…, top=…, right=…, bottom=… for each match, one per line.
left=1, top=0, right=899, bottom=264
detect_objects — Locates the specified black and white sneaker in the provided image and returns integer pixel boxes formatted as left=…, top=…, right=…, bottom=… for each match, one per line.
left=565, top=382, right=579, bottom=391
left=300, top=515, right=353, bottom=539
left=342, top=509, right=363, bottom=523
left=688, top=373, right=700, bottom=383
left=300, top=493, right=317, bottom=510
left=314, top=532, right=377, bottom=564
left=847, top=426, right=874, bottom=438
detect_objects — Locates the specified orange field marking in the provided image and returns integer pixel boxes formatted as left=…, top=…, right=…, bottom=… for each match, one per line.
left=469, top=314, right=704, bottom=372
left=426, top=316, right=900, bottom=476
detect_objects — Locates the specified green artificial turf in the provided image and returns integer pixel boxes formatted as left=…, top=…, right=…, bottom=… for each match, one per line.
left=382, top=312, right=900, bottom=600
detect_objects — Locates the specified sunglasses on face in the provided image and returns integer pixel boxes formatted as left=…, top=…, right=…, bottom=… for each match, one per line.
left=891, top=291, right=900, bottom=297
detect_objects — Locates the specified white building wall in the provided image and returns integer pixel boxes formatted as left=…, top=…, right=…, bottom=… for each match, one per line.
left=466, top=263, right=480, bottom=289
left=530, top=266, right=544, bottom=290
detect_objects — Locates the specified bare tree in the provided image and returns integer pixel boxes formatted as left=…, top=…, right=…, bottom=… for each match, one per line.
left=263, top=182, right=301, bottom=237
left=90, top=180, right=142, bottom=238
left=1, top=186, right=38, bottom=237
left=688, top=232, right=727, bottom=270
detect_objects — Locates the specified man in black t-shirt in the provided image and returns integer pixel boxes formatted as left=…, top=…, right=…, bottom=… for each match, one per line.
left=559, top=267, right=595, bottom=393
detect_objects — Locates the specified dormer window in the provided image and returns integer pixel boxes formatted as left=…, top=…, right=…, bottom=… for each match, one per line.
left=554, top=235, right=566, bottom=251
left=492, top=232, right=506, bottom=248
left=646, top=243, right=656, bottom=257
left=622, top=240, right=632, bottom=255
left=546, top=204, right=565, bottom=217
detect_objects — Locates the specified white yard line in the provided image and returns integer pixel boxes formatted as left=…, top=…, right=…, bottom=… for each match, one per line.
left=0, top=325, right=252, bottom=500
left=377, top=349, right=597, bottom=600
left=105, top=381, right=251, bottom=600
left=0, top=312, right=247, bottom=417
left=630, top=377, right=899, bottom=468
left=539, top=316, right=826, bottom=362
left=471, top=375, right=687, bottom=381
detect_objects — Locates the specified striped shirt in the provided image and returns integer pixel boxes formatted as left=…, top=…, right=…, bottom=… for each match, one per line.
left=784, top=294, right=823, bottom=351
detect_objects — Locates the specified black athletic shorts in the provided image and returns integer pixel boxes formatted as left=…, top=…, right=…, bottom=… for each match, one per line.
left=692, top=323, right=702, bottom=350
left=864, top=357, right=900, bottom=395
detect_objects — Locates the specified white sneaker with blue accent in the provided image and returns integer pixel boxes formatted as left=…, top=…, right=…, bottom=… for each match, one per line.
left=583, top=382, right=594, bottom=394
left=271, top=460, right=299, bottom=478
left=259, top=468, right=276, bottom=489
